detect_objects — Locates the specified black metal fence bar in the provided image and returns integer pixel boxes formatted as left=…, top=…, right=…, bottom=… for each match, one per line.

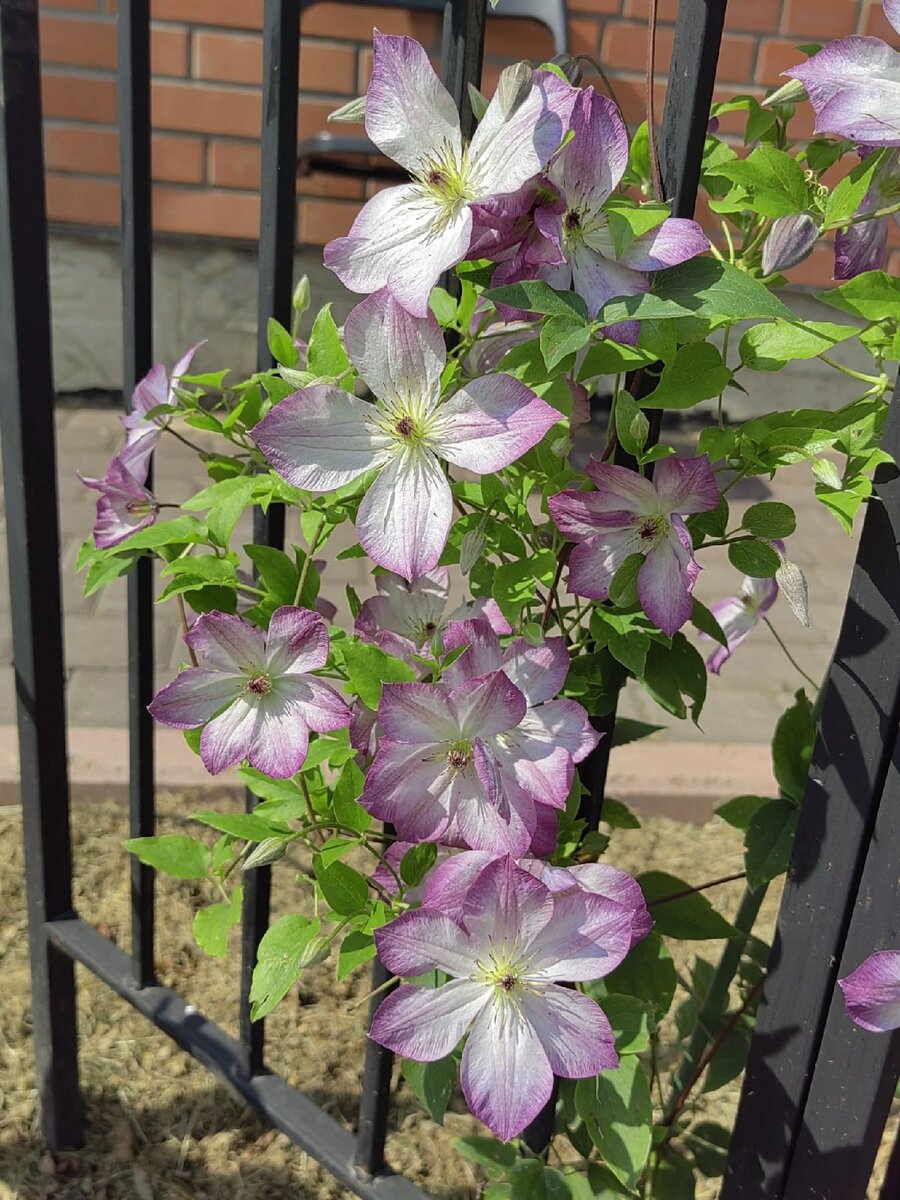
left=723, top=388, right=900, bottom=1198
left=0, top=0, right=83, bottom=1150
left=237, top=0, right=301, bottom=1079
left=118, top=0, right=157, bottom=991
left=780, top=721, right=900, bottom=1199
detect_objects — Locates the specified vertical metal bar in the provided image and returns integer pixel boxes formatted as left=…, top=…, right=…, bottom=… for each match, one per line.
left=238, top=0, right=300, bottom=1078
left=0, top=0, right=83, bottom=1150
left=723, top=385, right=900, bottom=1199
left=440, top=0, right=486, bottom=140
left=118, top=0, right=156, bottom=991
left=779, top=724, right=900, bottom=1200
left=355, top=956, right=397, bottom=1176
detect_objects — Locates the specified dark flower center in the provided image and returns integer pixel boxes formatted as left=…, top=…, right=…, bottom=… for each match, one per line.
left=427, top=168, right=448, bottom=187
left=246, top=674, right=272, bottom=696
left=446, top=740, right=472, bottom=772
left=499, top=973, right=519, bottom=992
left=564, top=209, right=582, bottom=233
left=638, top=517, right=662, bottom=542
left=395, top=416, right=414, bottom=438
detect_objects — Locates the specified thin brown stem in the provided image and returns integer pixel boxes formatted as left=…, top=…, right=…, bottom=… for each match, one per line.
left=541, top=543, right=571, bottom=630
left=645, top=0, right=664, bottom=202
left=648, top=870, right=747, bottom=908
left=176, top=595, right=199, bottom=666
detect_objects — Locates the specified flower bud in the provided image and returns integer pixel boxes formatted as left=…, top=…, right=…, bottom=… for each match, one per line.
left=327, top=95, right=366, bottom=124
left=292, top=275, right=311, bottom=315
left=775, top=558, right=810, bottom=628
left=297, top=935, right=332, bottom=970
left=460, top=527, right=487, bottom=574
left=761, top=214, right=819, bottom=275
left=551, top=435, right=573, bottom=459
left=498, top=62, right=533, bottom=119
left=243, top=836, right=289, bottom=870
left=763, top=78, right=808, bottom=108
left=549, top=54, right=583, bottom=86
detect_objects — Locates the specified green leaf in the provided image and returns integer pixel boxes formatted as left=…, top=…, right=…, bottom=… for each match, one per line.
left=341, top=640, right=417, bottom=709
left=453, top=1136, right=518, bottom=1178
left=540, top=315, right=592, bottom=370
left=123, top=834, right=210, bottom=879
left=190, top=810, right=284, bottom=841
left=337, top=930, right=377, bottom=980
left=574, top=1056, right=652, bottom=1190
left=716, top=793, right=770, bottom=832
left=113, top=515, right=205, bottom=554
left=640, top=636, right=707, bottom=723
left=601, top=797, right=641, bottom=830
left=193, top=886, right=243, bottom=958
left=244, top=544, right=299, bottom=604
left=716, top=143, right=808, bottom=216
left=400, top=842, right=437, bottom=887
left=638, top=871, right=737, bottom=940
left=739, top=320, right=858, bottom=371
left=816, top=271, right=900, bottom=321
left=83, top=551, right=139, bottom=597
left=614, top=390, right=650, bottom=457
left=316, top=859, right=369, bottom=915
left=642, top=342, right=731, bottom=410
left=745, top=797, right=799, bottom=889
left=401, top=1054, right=457, bottom=1124
left=332, top=759, right=371, bottom=832
left=267, top=317, right=299, bottom=367
left=602, top=994, right=654, bottom=1054
left=486, top=279, right=588, bottom=320
left=430, top=286, right=458, bottom=325
left=701, top=1024, right=751, bottom=1093
left=823, top=149, right=889, bottom=227
left=492, top=550, right=557, bottom=623
left=772, top=689, right=814, bottom=803
left=249, top=914, right=320, bottom=1019
left=600, top=258, right=795, bottom=324
left=608, top=553, right=643, bottom=608
left=600, top=932, right=676, bottom=1017
left=728, top=539, right=781, bottom=578
left=691, top=598, right=728, bottom=648
left=307, top=303, right=351, bottom=378
left=510, top=1162, right=571, bottom=1200
left=653, top=1150, right=696, bottom=1199
left=611, top=718, right=664, bottom=748
left=741, top=501, right=796, bottom=539
left=685, top=1122, right=731, bottom=1178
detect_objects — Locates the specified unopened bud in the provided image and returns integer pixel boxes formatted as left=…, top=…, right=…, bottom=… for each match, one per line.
left=297, top=935, right=332, bottom=970
left=498, top=62, right=533, bottom=119
left=243, top=837, right=289, bottom=870
left=761, top=213, right=819, bottom=275
left=549, top=54, right=582, bottom=86
left=460, top=527, right=487, bottom=574
left=775, top=558, right=810, bottom=627
left=278, top=365, right=317, bottom=389
left=522, top=622, right=545, bottom=647
left=327, top=95, right=366, bottom=124
left=551, top=435, right=573, bottom=459
left=763, top=78, right=808, bottom=108
left=292, top=275, right=311, bottom=315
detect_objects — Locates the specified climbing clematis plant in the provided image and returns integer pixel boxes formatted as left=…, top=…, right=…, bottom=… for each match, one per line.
left=75, top=19, right=900, bottom=1197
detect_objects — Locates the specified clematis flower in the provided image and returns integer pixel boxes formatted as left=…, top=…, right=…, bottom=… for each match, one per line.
left=122, top=342, right=203, bottom=479
left=421, top=848, right=652, bottom=950
left=834, top=149, right=900, bottom=279
left=838, top=950, right=900, bottom=1032
left=370, top=855, right=631, bottom=1140
left=79, top=445, right=159, bottom=549
left=253, top=291, right=559, bottom=581
left=324, top=33, right=577, bottom=317
left=360, top=671, right=540, bottom=854
left=442, top=618, right=600, bottom=814
left=473, top=89, right=708, bottom=341
left=704, top=574, right=779, bottom=675
left=355, top=568, right=510, bottom=664
left=549, top=456, right=719, bottom=637
left=149, top=607, right=352, bottom=776
left=761, top=213, right=819, bottom=276
left=784, top=0, right=900, bottom=146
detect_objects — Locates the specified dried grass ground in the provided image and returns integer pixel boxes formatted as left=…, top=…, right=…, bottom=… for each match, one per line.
left=1, top=796, right=895, bottom=1199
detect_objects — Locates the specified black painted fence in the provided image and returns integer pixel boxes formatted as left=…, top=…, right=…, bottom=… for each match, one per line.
left=1, top=0, right=898, bottom=1195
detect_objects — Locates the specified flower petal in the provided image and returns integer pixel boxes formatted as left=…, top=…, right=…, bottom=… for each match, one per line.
left=816, top=84, right=900, bottom=146
left=652, top=455, right=719, bottom=514
left=520, top=985, right=619, bottom=1077
left=365, top=32, right=462, bottom=175
left=887, top=0, right=900, bottom=36
left=619, top=218, right=709, bottom=272
left=378, top=681, right=460, bottom=743
left=375, top=908, right=481, bottom=978
left=500, top=636, right=569, bottom=705
left=584, top=461, right=660, bottom=511
left=186, top=611, right=267, bottom=673
left=450, top=776, right=535, bottom=857
left=421, top=850, right=499, bottom=923
left=442, top=619, right=504, bottom=688
left=468, top=69, right=576, bottom=198
left=343, top=290, right=445, bottom=409
left=370, top=980, right=489, bottom=1060
left=835, top=213, right=889, bottom=279
left=324, top=184, right=473, bottom=318
left=786, top=37, right=898, bottom=113
left=356, top=449, right=453, bottom=581
left=566, top=529, right=644, bottom=601
left=265, top=606, right=330, bottom=675
left=460, top=999, right=554, bottom=1141
left=839, top=951, right=900, bottom=1032
left=638, top=535, right=695, bottom=637
left=565, top=864, right=653, bottom=947
left=461, top=856, right=554, bottom=951
left=200, top=696, right=261, bottom=774
left=548, top=488, right=638, bottom=541
left=571, top=248, right=649, bottom=321
left=449, top=671, right=527, bottom=740
left=525, top=892, right=634, bottom=981
left=246, top=692, right=311, bottom=777
left=149, top=668, right=244, bottom=729
left=276, top=676, right=352, bottom=735
left=434, top=375, right=560, bottom=473
left=361, top=740, right=453, bottom=841
left=548, top=88, right=628, bottom=209
left=252, top=385, right=388, bottom=492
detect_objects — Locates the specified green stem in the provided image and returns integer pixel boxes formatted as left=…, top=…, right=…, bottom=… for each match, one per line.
left=823, top=199, right=900, bottom=233
left=294, top=513, right=325, bottom=605
left=717, top=325, right=732, bottom=429
left=817, top=354, right=882, bottom=385
left=763, top=616, right=819, bottom=689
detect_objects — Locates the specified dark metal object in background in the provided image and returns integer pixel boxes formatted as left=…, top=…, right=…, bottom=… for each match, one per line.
left=4, top=0, right=900, bottom=1194
left=117, top=0, right=157, bottom=993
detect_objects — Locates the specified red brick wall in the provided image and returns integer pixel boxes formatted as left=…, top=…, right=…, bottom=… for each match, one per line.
left=39, top=0, right=897, bottom=285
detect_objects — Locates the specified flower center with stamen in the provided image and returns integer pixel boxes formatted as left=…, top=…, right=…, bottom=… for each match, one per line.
left=564, top=209, right=581, bottom=233
left=246, top=673, right=272, bottom=696
left=636, top=514, right=667, bottom=546
left=499, top=972, right=519, bottom=992
left=446, top=739, right=473, bottom=773
left=414, top=142, right=473, bottom=231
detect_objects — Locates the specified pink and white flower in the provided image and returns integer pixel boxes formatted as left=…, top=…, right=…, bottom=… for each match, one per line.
left=703, top=573, right=779, bottom=675
left=355, top=568, right=510, bottom=664
left=370, top=856, right=631, bottom=1140
left=149, top=607, right=352, bottom=777
left=834, top=149, right=900, bottom=279
left=474, top=89, right=708, bottom=340
left=121, top=342, right=204, bottom=479
left=839, top=950, right=900, bottom=1032
left=324, top=33, right=577, bottom=317
left=549, top=457, right=719, bottom=637
left=79, top=445, right=159, bottom=549
left=253, top=291, right=559, bottom=581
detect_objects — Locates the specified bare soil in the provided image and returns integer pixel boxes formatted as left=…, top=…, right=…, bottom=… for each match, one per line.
left=1, top=796, right=895, bottom=1199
